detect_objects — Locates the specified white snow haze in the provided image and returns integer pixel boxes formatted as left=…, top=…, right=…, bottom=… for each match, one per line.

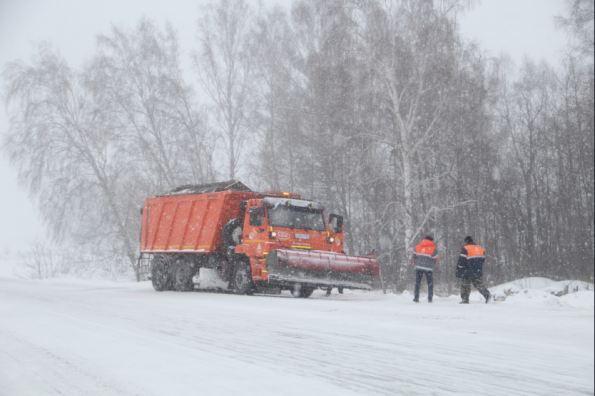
left=1, top=1, right=592, bottom=395
left=0, top=0, right=568, bottom=256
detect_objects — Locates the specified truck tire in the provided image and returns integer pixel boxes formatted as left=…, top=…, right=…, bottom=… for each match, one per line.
left=302, top=287, right=315, bottom=298
left=232, top=261, right=254, bottom=295
left=172, top=258, right=194, bottom=292
left=222, top=219, right=242, bottom=250
left=290, top=283, right=315, bottom=298
left=151, top=255, right=173, bottom=291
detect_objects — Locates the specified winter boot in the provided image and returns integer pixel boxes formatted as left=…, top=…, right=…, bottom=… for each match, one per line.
left=459, top=300, right=469, bottom=304
left=413, top=298, right=419, bottom=303
left=485, top=294, right=491, bottom=304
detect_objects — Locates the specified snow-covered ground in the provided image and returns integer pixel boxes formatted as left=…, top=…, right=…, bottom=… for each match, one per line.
left=1, top=257, right=593, bottom=395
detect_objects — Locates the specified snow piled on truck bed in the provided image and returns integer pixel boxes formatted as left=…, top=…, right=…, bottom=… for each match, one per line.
left=1, top=254, right=593, bottom=395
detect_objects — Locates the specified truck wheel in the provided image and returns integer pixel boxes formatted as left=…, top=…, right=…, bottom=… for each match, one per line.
left=290, top=283, right=315, bottom=298
left=151, top=255, right=173, bottom=291
left=222, top=219, right=242, bottom=250
left=232, top=261, right=254, bottom=295
left=172, top=259, right=194, bottom=292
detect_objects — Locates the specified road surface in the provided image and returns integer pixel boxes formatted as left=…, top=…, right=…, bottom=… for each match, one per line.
left=1, top=277, right=593, bottom=395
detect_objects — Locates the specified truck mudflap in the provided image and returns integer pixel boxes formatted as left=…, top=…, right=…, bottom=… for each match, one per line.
left=265, top=249, right=379, bottom=290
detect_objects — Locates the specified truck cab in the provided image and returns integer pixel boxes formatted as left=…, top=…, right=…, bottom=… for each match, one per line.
left=233, top=195, right=344, bottom=283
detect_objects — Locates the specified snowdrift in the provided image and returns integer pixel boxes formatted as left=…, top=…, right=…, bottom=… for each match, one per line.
left=483, top=276, right=594, bottom=309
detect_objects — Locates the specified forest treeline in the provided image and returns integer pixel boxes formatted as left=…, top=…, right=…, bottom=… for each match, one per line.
left=2, top=0, right=593, bottom=288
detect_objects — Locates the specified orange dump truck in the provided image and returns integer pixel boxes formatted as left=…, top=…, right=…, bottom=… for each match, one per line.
left=139, top=181, right=379, bottom=297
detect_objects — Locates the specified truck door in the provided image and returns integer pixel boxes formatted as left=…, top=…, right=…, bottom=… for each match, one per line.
left=328, top=214, right=344, bottom=252
left=329, top=214, right=343, bottom=234
left=244, top=205, right=266, bottom=256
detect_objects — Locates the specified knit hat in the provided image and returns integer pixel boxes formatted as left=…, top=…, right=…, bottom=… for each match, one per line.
left=464, top=236, right=474, bottom=244
left=425, top=235, right=434, bottom=241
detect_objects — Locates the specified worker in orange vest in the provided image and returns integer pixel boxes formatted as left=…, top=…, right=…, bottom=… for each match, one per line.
left=411, top=236, right=439, bottom=303
left=456, top=236, right=491, bottom=304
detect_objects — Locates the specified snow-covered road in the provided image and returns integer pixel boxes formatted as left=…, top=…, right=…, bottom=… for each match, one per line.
left=1, top=277, right=593, bottom=395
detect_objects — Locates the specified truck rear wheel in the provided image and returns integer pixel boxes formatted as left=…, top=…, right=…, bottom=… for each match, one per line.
left=151, top=255, right=173, bottom=291
left=290, top=283, right=315, bottom=298
left=172, top=259, right=194, bottom=292
left=232, top=261, right=254, bottom=295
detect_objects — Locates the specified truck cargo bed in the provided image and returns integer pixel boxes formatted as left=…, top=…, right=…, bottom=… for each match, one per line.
left=141, top=191, right=254, bottom=253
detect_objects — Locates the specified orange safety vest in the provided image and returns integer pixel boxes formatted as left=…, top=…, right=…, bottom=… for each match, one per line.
left=415, top=242, right=436, bottom=256
left=463, top=244, right=485, bottom=259
left=412, top=239, right=439, bottom=270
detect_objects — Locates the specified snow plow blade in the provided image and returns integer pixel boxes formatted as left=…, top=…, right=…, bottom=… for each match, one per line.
left=265, top=249, right=379, bottom=290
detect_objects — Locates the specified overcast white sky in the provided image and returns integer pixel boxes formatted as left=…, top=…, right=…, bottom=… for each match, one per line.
left=0, top=0, right=568, bottom=254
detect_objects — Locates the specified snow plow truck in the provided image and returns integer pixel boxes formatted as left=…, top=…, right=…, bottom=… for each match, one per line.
left=139, top=181, right=379, bottom=297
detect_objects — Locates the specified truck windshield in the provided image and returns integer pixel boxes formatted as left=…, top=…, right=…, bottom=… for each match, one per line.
left=267, top=205, right=325, bottom=231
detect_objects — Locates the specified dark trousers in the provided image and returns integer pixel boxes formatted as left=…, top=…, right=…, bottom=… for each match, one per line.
left=460, top=277, right=490, bottom=301
left=414, top=269, right=433, bottom=301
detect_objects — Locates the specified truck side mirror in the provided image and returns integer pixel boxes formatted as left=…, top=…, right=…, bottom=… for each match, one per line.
left=248, top=207, right=264, bottom=226
left=329, top=214, right=343, bottom=234
left=239, top=201, right=247, bottom=223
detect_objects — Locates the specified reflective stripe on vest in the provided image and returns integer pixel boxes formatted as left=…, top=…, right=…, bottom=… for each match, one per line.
left=415, top=253, right=433, bottom=258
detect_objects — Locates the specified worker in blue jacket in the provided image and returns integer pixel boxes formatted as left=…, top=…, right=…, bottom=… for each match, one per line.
left=456, top=236, right=491, bottom=304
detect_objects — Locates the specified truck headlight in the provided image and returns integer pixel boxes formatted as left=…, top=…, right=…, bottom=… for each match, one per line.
left=328, top=236, right=335, bottom=244
left=269, top=231, right=277, bottom=239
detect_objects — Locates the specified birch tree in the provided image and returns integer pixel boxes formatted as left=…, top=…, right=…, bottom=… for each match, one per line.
left=555, top=0, right=594, bottom=58
left=91, top=18, right=214, bottom=192
left=2, top=20, right=215, bottom=280
left=350, top=0, right=476, bottom=287
left=2, top=43, right=139, bottom=278
left=249, top=6, right=301, bottom=191
left=195, top=0, right=257, bottom=180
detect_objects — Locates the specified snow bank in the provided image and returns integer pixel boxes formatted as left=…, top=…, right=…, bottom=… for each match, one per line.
left=0, top=254, right=21, bottom=278
left=319, top=277, right=594, bottom=310
left=504, top=289, right=563, bottom=307
left=490, top=277, right=593, bottom=296
left=542, top=280, right=593, bottom=295
left=559, top=291, right=595, bottom=309
left=490, top=277, right=558, bottom=296
left=476, top=277, right=594, bottom=309
left=0, top=253, right=139, bottom=283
